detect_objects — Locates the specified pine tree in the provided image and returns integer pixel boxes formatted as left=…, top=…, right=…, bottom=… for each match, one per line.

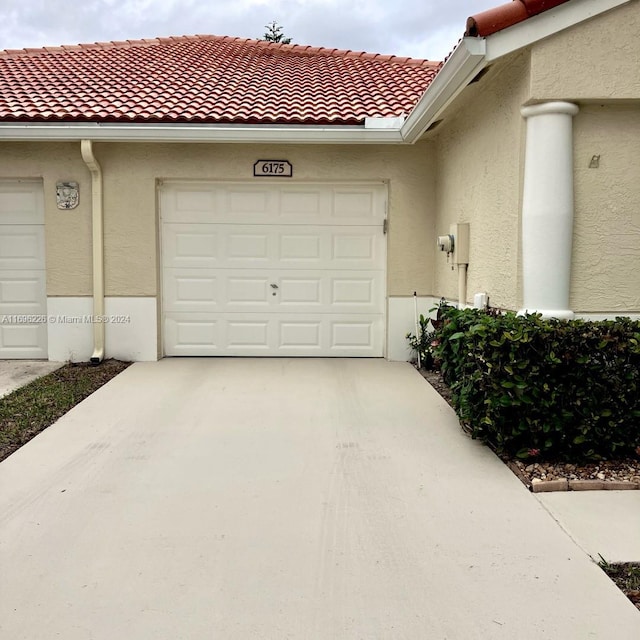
left=262, top=21, right=292, bottom=44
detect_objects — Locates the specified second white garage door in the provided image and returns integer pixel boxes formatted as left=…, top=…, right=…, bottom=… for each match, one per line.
left=0, top=180, right=47, bottom=359
left=160, top=182, right=387, bottom=356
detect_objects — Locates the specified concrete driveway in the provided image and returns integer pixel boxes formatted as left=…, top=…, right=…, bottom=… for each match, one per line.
left=0, top=360, right=64, bottom=398
left=1, top=358, right=638, bottom=639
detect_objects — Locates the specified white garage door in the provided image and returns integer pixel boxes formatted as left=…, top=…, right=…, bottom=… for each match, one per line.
left=160, top=182, right=387, bottom=356
left=0, top=181, right=47, bottom=359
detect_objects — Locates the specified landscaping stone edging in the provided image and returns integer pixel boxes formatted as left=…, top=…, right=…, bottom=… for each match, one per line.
left=506, top=462, right=640, bottom=493
left=531, top=479, right=640, bottom=493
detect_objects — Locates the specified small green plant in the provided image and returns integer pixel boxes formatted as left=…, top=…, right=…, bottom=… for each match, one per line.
left=406, top=300, right=450, bottom=369
left=406, top=314, right=436, bottom=369
left=598, top=555, right=640, bottom=610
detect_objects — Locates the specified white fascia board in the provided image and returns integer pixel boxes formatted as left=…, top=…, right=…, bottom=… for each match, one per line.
left=400, top=38, right=487, bottom=143
left=400, top=0, right=632, bottom=143
left=0, top=122, right=404, bottom=144
left=485, top=0, right=632, bottom=62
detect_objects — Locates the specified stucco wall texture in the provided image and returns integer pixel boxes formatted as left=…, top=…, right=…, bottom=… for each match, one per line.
left=0, top=142, right=436, bottom=298
left=571, top=105, right=640, bottom=312
left=431, top=52, right=531, bottom=310
left=530, top=0, right=640, bottom=101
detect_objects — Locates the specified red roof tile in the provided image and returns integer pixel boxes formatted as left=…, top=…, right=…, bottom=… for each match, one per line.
left=466, top=0, right=572, bottom=37
left=0, top=35, right=440, bottom=126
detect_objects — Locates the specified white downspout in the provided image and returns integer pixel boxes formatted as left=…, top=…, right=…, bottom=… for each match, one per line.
left=80, top=139, right=105, bottom=363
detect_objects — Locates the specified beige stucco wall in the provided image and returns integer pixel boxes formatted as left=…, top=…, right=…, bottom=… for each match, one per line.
left=527, top=0, right=640, bottom=312
left=431, top=51, right=531, bottom=309
left=0, top=142, right=93, bottom=295
left=530, top=0, right=640, bottom=101
left=571, top=104, right=640, bottom=312
left=0, top=141, right=436, bottom=298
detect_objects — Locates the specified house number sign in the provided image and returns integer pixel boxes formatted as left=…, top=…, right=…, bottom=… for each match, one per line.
left=253, top=160, right=293, bottom=178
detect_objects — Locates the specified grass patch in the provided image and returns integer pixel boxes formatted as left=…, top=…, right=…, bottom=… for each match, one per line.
left=598, top=557, right=640, bottom=611
left=0, top=359, right=130, bottom=462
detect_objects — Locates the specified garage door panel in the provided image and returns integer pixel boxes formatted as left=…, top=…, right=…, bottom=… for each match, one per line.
left=227, top=233, right=270, bottom=262
left=333, top=190, right=377, bottom=221
left=280, top=190, right=324, bottom=218
left=227, top=277, right=270, bottom=305
left=162, top=225, right=218, bottom=269
left=164, top=224, right=383, bottom=270
left=165, top=313, right=383, bottom=356
left=279, top=234, right=321, bottom=262
left=279, top=278, right=322, bottom=305
left=331, top=278, right=374, bottom=306
left=161, top=183, right=386, bottom=226
left=280, top=321, right=321, bottom=348
left=162, top=225, right=219, bottom=269
left=162, top=187, right=218, bottom=224
left=165, top=270, right=382, bottom=314
left=332, top=233, right=376, bottom=262
left=331, top=321, right=374, bottom=349
left=163, top=269, right=219, bottom=313
left=0, top=227, right=45, bottom=270
left=227, top=320, right=270, bottom=349
left=0, top=271, right=46, bottom=312
left=275, top=269, right=382, bottom=312
left=165, top=316, right=220, bottom=355
left=0, top=323, right=47, bottom=358
left=0, top=182, right=44, bottom=225
left=226, top=187, right=278, bottom=218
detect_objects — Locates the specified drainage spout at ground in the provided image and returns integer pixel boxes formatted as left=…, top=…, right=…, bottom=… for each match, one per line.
left=80, top=139, right=105, bottom=364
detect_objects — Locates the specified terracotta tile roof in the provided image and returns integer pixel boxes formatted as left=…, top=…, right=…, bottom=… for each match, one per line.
left=0, top=35, right=440, bottom=126
left=465, top=0, right=572, bottom=37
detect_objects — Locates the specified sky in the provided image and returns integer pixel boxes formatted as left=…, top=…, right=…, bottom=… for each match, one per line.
left=0, top=0, right=501, bottom=61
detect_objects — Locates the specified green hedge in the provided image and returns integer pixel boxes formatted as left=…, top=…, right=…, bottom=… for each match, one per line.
left=433, top=305, right=640, bottom=460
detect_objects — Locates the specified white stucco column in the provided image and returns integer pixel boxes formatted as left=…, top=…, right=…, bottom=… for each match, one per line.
left=519, top=101, right=579, bottom=319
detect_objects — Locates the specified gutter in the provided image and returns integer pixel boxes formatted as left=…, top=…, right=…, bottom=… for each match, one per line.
left=0, top=122, right=404, bottom=144
left=80, top=139, right=105, bottom=364
left=400, top=38, right=487, bottom=144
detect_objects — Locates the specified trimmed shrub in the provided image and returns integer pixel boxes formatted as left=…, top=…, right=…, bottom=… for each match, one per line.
left=433, top=305, right=640, bottom=460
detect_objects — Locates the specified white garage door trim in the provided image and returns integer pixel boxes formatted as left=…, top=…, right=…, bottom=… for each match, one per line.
left=0, top=180, right=48, bottom=359
left=160, top=181, right=387, bottom=357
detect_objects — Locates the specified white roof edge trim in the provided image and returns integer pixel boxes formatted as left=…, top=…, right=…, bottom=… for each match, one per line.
left=401, top=0, right=632, bottom=143
left=400, top=38, right=486, bottom=143
left=0, top=123, right=404, bottom=144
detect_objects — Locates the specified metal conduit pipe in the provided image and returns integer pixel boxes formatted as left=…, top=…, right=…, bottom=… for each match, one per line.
left=458, top=263, right=468, bottom=309
left=80, top=139, right=105, bottom=364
